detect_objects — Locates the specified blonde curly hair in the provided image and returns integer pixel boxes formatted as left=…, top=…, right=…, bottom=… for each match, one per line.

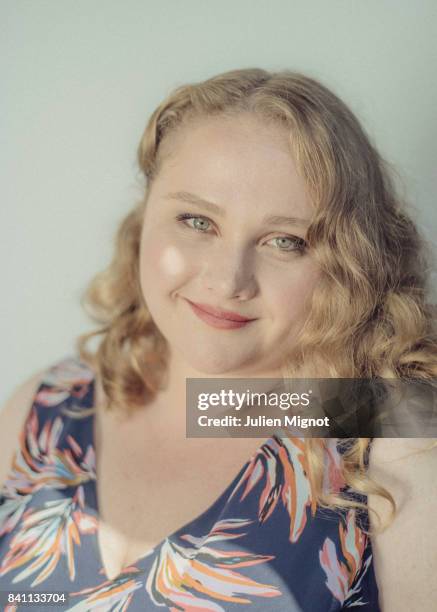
left=76, top=68, right=437, bottom=534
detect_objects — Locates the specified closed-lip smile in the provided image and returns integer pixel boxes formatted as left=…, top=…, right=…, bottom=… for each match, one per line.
left=183, top=298, right=257, bottom=330
left=185, top=298, right=256, bottom=322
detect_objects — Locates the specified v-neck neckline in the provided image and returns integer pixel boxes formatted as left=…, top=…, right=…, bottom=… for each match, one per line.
left=87, top=376, right=275, bottom=583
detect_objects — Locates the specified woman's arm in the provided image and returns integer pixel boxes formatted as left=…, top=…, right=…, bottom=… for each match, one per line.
left=367, top=438, right=437, bottom=611
left=0, top=369, right=46, bottom=488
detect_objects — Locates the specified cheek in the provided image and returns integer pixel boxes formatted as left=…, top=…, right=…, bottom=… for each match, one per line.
left=159, top=245, right=186, bottom=277
left=139, top=231, right=190, bottom=301
left=266, top=264, right=320, bottom=324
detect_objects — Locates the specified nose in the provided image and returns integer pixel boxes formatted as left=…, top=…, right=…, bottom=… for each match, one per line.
left=199, top=246, right=258, bottom=301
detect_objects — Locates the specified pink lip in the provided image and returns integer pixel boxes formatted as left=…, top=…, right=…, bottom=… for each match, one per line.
left=185, top=299, right=257, bottom=330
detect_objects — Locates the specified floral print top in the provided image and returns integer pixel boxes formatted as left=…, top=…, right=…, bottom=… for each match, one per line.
left=0, top=356, right=380, bottom=611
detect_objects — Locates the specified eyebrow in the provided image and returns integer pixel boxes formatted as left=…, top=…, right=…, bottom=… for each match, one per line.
left=164, top=191, right=311, bottom=228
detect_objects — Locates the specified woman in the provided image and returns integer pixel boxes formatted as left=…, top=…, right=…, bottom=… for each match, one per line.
left=0, top=68, right=436, bottom=611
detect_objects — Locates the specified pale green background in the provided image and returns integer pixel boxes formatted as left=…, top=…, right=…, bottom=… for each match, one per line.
left=1, top=0, right=436, bottom=404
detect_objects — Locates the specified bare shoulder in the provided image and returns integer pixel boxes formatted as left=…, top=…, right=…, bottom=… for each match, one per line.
left=0, top=368, right=47, bottom=488
left=369, top=437, right=437, bottom=461
left=367, top=438, right=437, bottom=610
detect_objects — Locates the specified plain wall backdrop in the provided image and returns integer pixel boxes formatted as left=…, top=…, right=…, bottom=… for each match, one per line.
left=1, top=0, right=436, bottom=406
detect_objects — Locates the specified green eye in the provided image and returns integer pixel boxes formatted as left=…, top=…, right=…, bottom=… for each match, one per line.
left=177, top=213, right=211, bottom=231
left=269, top=236, right=307, bottom=252
left=192, top=217, right=210, bottom=231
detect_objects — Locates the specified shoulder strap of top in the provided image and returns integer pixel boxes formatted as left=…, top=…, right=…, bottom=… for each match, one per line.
left=16, top=355, right=96, bottom=473
left=27, top=354, right=95, bottom=428
left=34, top=355, right=95, bottom=410
left=1, top=356, right=97, bottom=525
left=335, top=438, right=374, bottom=466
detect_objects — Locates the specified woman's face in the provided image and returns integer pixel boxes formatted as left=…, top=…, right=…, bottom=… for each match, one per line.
left=139, top=113, right=321, bottom=376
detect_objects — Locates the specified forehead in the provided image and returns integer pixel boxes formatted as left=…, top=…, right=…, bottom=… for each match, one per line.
left=153, top=114, right=313, bottom=219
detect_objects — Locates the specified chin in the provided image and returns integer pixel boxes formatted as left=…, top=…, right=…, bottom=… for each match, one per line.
left=181, top=349, right=249, bottom=376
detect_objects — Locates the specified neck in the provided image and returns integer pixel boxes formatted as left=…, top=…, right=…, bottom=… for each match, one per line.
left=151, top=346, right=285, bottom=433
